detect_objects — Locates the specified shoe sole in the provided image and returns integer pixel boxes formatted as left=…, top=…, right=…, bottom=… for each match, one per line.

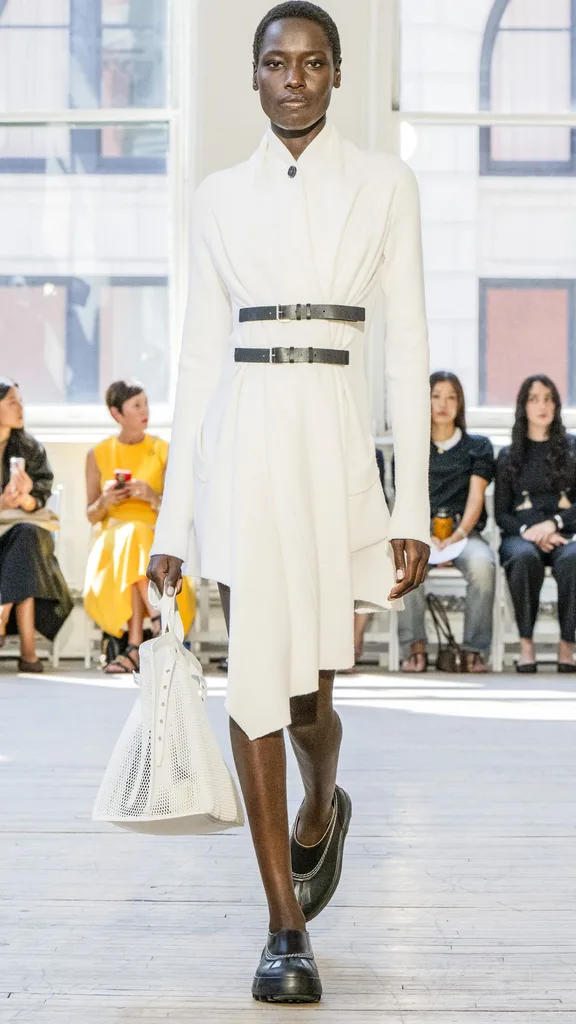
left=253, top=993, right=322, bottom=1003
left=302, top=787, right=352, bottom=923
left=252, top=979, right=322, bottom=1003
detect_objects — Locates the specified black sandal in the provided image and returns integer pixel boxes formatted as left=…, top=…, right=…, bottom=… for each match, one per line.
left=104, top=643, right=140, bottom=674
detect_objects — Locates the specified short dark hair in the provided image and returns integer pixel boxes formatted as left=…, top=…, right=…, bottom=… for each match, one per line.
left=105, top=379, right=145, bottom=414
left=430, top=370, right=467, bottom=432
left=253, top=2, right=342, bottom=67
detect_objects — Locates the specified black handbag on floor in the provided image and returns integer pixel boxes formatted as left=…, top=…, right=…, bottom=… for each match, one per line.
left=426, top=594, right=463, bottom=673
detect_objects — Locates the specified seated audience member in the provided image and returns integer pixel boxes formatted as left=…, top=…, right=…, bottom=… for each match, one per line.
left=0, top=378, right=72, bottom=672
left=83, top=380, right=195, bottom=674
left=495, top=375, right=576, bottom=674
left=399, top=371, right=496, bottom=673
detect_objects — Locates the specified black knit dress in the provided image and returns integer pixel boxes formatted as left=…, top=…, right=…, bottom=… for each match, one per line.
left=0, top=430, right=73, bottom=640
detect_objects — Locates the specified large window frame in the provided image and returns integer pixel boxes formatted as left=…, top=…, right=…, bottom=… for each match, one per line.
left=398, top=0, right=576, bottom=429
left=1, top=0, right=195, bottom=433
left=479, top=0, right=576, bottom=177
left=0, top=0, right=168, bottom=174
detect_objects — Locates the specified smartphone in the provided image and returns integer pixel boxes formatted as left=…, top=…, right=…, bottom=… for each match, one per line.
left=114, top=469, right=132, bottom=489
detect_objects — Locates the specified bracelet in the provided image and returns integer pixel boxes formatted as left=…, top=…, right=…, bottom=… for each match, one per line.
left=455, top=526, right=468, bottom=540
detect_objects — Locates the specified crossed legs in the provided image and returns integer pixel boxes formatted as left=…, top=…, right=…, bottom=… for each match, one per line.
left=219, top=583, right=342, bottom=932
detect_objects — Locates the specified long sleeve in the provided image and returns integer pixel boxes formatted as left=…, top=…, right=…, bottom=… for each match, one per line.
left=151, top=182, right=232, bottom=562
left=28, top=443, right=53, bottom=509
left=5, top=432, right=53, bottom=509
left=494, top=451, right=522, bottom=536
left=383, top=163, right=431, bottom=544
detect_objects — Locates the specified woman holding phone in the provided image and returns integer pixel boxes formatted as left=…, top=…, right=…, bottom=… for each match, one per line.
left=0, top=377, right=72, bottom=671
left=83, top=380, right=195, bottom=674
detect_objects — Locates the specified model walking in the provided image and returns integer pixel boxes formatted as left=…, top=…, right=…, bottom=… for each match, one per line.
left=148, top=1, right=430, bottom=1003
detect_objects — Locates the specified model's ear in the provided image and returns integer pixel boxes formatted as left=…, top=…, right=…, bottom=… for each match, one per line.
left=252, top=64, right=259, bottom=91
left=334, top=63, right=342, bottom=89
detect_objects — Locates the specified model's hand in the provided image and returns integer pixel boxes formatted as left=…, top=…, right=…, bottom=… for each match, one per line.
left=388, top=539, right=430, bottom=600
left=147, top=554, right=183, bottom=597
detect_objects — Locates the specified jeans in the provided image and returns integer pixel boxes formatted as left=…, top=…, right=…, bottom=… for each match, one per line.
left=500, top=535, right=576, bottom=642
left=397, top=532, right=496, bottom=657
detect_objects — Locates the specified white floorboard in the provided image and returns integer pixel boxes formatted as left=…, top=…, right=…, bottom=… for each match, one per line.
left=1, top=663, right=575, bottom=1021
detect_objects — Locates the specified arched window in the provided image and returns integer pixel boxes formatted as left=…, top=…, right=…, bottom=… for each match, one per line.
left=480, top=0, right=576, bottom=175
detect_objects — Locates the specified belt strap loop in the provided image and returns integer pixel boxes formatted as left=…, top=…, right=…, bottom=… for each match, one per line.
left=306, top=303, right=312, bottom=320
left=289, top=347, right=295, bottom=364
left=308, top=347, right=314, bottom=364
left=296, top=303, right=302, bottom=321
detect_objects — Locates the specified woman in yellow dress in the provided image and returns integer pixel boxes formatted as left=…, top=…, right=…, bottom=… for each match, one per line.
left=84, top=380, right=195, bottom=674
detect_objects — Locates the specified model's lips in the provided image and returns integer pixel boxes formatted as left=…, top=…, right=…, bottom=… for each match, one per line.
left=281, top=96, right=310, bottom=105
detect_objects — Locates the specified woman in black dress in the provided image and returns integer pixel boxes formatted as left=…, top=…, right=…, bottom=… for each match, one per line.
left=495, top=375, right=576, bottom=673
left=0, top=379, right=72, bottom=671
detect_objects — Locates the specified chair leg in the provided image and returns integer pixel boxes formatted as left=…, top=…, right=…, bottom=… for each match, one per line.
left=492, top=568, right=504, bottom=673
left=84, top=613, right=92, bottom=669
left=51, top=635, right=60, bottom=670
left=388, top=609, right=400, bottom=672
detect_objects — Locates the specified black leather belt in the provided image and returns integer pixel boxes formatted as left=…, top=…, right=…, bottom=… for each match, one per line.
left=238, top=304, right=365, bottom=323
left=235, top=347, right=349, bottom=365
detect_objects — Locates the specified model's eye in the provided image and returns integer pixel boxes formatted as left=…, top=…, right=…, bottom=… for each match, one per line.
left=265, top=60, right=283, bottom=69
left=308, top=61, right=325, bottom=69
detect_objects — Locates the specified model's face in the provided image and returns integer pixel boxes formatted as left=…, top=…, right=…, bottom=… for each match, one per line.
left=0, top=386, right=24, bottom=430
left=254, top=18, right=340, bottom=131
left=430, top=382, right=458, bottom=428
left=111, top=392, right=149, bottom=431
left=525, top=381, right=556, bottom=431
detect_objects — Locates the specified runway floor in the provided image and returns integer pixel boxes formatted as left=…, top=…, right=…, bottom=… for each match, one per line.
left=1, top=663, right=575, bottom=1022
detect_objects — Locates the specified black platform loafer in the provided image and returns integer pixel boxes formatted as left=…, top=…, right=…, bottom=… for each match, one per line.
left=252, top=929, right=322, bottom=1003
left=291, top=785, right=352, bottom=922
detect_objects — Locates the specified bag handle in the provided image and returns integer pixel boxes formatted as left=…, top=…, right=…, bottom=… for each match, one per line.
left=148, top=582, right=185, bottom=643
left=426, top=594, right=459, bottom=652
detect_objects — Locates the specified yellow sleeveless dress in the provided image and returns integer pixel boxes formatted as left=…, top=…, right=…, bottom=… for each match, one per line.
left=83, top=435, right=195, bottom=638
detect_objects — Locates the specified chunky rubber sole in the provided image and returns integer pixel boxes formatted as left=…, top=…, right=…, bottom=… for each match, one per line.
left=301, top=787, right=352, bottom=923
left=252, top=977, right=322, bottom=1003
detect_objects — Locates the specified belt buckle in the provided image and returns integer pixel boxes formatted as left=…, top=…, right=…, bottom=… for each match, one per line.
left=276, top=304, right=289, bottom=321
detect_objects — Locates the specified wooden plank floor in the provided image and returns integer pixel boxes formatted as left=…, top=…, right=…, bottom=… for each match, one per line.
left=1, top=664, right=576, bottom=1022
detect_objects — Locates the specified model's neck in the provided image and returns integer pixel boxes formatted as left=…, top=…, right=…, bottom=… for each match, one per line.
left=117, top=429, right=145, bottom=446
left=527, top=425, right=549, bottom=442
left=0, top=426, right=11, bottom=445
left=271, top=114, right=326, bottom=160
left=431, top=422, right=457, bottom=443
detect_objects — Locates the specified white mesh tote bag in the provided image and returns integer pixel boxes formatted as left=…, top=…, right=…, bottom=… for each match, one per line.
left=93, top=587, right=244, bottom=835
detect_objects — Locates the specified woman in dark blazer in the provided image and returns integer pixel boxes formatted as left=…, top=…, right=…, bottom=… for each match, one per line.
left=495, top=375, right=576, bottom=673
left=0, top=378, right=72, bottom=671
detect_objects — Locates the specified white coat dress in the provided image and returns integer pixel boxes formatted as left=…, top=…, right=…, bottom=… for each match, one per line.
left=151, top=123, right=430, bottom=740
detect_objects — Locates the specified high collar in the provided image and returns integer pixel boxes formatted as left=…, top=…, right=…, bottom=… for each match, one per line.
left=264, top=120, right=336, bottom=169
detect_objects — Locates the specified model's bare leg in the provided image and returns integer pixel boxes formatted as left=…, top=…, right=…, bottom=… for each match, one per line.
left=287, top=673, right=342, bottom=844
left=219, top=584, right=306, bottom=932
left=16, top=598, right=37, bottom=662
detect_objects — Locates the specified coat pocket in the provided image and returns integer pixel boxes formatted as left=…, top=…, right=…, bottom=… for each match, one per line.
left=348, top=477, right=390, bottom=553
